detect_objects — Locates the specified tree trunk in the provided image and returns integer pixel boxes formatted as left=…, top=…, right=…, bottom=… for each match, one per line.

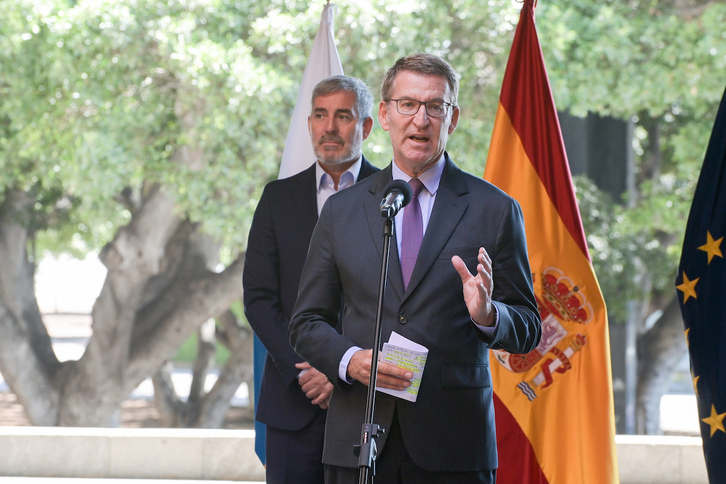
left=150, top=309, right=255, bottom=428
left=56, top=184, right=182, bottom=426
left=0, top=181, right=248, bottom=427
left=635, top=296, right=688, bottom=434
left=188, top=319, right=217, bottom=407
left=152, top=362, right=186, bottom=427
left=0, top=189, right=60, bottom=425
left=195, top=318, right=255, bottom=428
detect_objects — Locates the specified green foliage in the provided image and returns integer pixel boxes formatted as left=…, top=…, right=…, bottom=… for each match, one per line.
left=330, top=0, right=518, bottom=176
left=575, top=173, right=693, bottom=321
left=537, top=1, right=726, bottom=118
left=1, top=0, right=305, bottom=255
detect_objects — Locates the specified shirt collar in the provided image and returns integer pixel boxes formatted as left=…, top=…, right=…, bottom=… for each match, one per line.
left=391, top=153, right=445, bottom=196
left=316, top=157, right=363, bottom=192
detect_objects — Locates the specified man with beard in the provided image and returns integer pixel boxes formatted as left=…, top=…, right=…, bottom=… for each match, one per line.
left=243, top=75, right=379, bottom=484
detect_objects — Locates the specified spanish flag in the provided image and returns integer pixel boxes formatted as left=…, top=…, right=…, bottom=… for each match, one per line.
left=484, top=0, right=619, bottom=482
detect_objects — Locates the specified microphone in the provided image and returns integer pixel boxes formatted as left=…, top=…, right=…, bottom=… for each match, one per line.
left=380, top=180, right=413, bottom=219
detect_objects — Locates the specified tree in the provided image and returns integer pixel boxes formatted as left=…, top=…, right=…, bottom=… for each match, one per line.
left=0, top=0, right=293, bottom=426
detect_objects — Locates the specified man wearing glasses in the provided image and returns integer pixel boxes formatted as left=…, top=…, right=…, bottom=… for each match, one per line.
left=290, top=54, right=541, bottom=483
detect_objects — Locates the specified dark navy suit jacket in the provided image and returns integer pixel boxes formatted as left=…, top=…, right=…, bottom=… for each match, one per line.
left=243, top=158, right=379, bottom=431
left=290, top=154, right=541, bottom=471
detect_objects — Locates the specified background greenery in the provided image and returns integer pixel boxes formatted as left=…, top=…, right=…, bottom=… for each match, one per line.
left=3, top=0, right=724, bottom=306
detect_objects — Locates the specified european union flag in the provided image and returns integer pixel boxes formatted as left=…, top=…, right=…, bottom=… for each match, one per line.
left=676, top=85, right=726, bottom=483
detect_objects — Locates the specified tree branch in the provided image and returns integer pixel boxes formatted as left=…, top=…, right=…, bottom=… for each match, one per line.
left=124, top=255, right=244, bottom=396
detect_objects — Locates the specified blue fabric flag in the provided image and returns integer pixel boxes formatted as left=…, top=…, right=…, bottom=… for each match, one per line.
left=676, top=85, right=726, bottom=483
left=252, top=334, right=267, bottom=465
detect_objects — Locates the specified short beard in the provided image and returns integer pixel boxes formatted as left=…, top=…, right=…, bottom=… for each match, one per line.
left=313, top=134, right=363, bottom=167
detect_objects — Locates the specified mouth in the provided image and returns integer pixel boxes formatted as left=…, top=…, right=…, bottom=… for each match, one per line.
left=319, top=136, right=344, bottom=145
left=320, top=143, right=344, bottom=152
left=409, top=135, right=430, bottom=143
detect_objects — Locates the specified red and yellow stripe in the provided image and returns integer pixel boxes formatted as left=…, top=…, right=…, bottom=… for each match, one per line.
left=484, top=1, right=618, bottom=482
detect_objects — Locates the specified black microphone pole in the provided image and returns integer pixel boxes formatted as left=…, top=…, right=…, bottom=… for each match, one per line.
left=356, top=216, right=392, bottom=484
left=357, top=180, right=411, bottom=484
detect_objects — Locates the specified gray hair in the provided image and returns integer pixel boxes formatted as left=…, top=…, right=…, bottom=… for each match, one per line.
left=311, top=75, right=374, bottom=124
left=381, top=53, right=459, bottom=106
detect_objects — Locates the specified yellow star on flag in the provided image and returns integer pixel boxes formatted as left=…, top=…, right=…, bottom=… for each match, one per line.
left=702, top=404, right=726, bottom=437
left=692, top=375, right=699, bottom=398
left=698, top=231, right=723, bottom=264
left=676, top=272, right=699, bottom=303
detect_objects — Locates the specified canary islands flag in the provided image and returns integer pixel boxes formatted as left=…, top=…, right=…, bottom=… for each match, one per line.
left=483, top=0, right=619, bottom=482
left=676, top=85, right=726, bottom=482
left=277, top=3, right=344, bottom=179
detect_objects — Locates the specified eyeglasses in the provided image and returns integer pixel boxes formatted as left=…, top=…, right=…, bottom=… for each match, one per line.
left=386, top=99, right=455, bottom=118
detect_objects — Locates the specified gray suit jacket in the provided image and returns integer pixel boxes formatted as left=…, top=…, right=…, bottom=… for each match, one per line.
left=290, top=154, right=541, bottom=472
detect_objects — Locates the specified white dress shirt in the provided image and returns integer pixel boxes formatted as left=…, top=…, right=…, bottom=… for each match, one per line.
left=315, top=157, right=362, bottom=215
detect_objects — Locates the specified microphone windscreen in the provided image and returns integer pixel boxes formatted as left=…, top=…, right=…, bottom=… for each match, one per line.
left=384, top=179, right=413, bottom=208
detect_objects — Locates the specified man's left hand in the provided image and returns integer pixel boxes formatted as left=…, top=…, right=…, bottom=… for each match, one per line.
left=452, top=247, right=495, bottom=327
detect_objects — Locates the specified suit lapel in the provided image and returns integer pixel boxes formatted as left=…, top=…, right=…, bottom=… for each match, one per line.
left=294, top=164, right=320, bottom=239
left=404, top=155, right=469, bottom=300
left=364, top=165, right=406, bottom=300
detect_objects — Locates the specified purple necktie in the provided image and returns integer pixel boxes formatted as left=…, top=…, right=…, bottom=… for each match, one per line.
left=401, top=178, right=424, bottom=290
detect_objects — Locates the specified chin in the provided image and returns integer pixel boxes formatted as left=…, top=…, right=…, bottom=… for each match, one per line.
left=408, top=153, right=437, bottom=165
left=320, top=153, right=357, bottom=166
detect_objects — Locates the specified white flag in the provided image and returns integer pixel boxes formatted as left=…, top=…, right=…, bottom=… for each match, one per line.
left=277, top=3, right=344, bottom=179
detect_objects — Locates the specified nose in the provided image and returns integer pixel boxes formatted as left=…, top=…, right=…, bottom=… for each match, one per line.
left=412, top=103, right=429, bottom=127
left=325, top=116, right=338, bottom=133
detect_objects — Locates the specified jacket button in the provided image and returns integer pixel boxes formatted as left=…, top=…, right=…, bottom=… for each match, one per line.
left=399, top=315, right=408, bottom=324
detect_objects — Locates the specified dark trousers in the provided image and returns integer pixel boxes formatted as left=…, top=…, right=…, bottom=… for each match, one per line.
left=325, top=413, right=496, bottom=484
left=265, top=409, right=327, bottom=484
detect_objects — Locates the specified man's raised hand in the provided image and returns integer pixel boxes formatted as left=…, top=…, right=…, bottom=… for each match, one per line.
left=452, top=247, right=495, bottom=327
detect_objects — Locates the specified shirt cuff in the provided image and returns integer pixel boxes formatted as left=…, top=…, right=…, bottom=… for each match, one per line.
left=339, top=346, right=363, bottom=383
left=473, top=305, right=499, bottom=342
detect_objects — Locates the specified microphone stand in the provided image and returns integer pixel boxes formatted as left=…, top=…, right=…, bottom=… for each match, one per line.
left=356, top=217, right=394, bottom=484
